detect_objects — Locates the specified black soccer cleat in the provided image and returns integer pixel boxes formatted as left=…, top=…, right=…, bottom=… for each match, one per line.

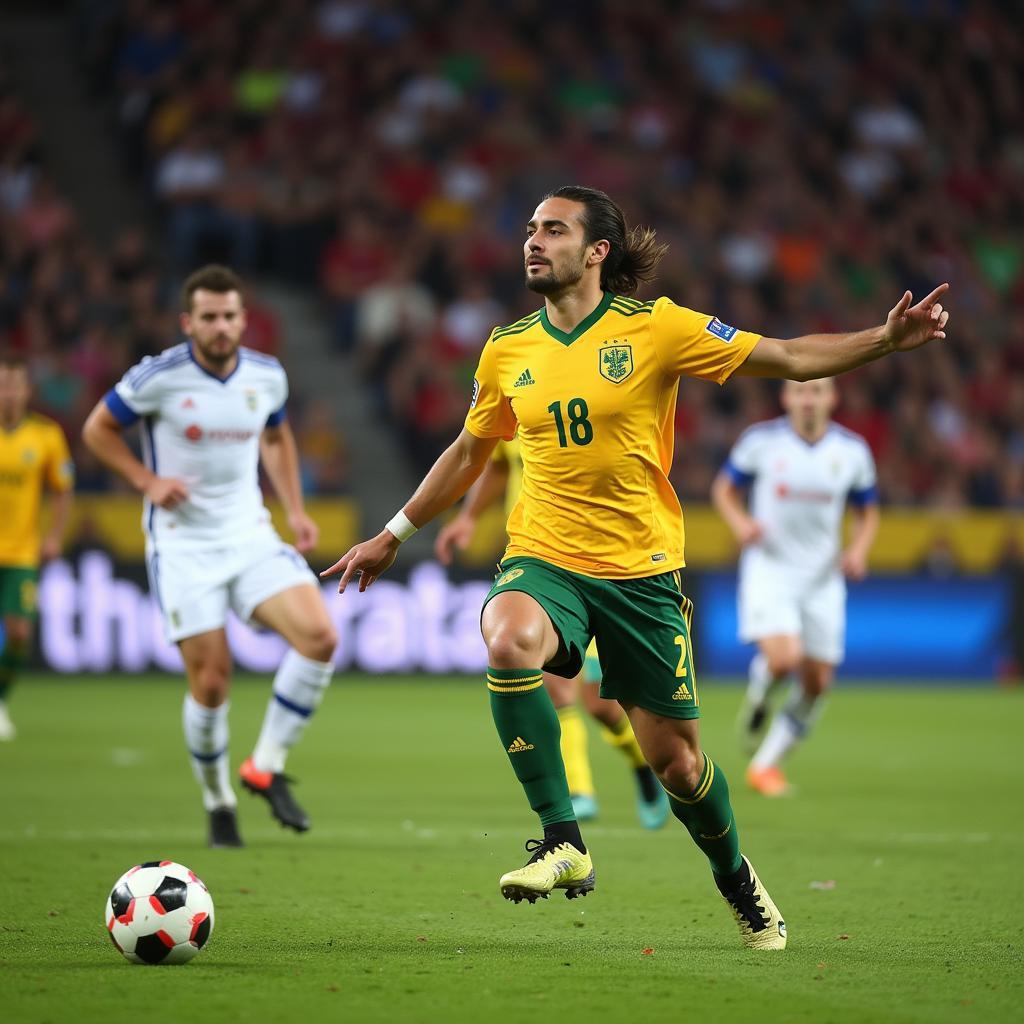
left=208, top=806, right=244, bottom=848
left=239, top=757, right=310, bottom=832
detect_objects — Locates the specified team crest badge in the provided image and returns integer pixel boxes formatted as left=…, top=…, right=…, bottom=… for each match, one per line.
left=599, top=344, right=634, bottom=383
left=496, top=568, right=525, bottom=586
left=245, top=389, right=258, bottom=411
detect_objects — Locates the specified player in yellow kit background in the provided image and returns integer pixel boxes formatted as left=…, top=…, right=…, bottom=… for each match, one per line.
left=0, top=356, right=73, bottom=740
left=323, top=185, right=949, bottom=950
left=435, top=436, right=669, bottom=828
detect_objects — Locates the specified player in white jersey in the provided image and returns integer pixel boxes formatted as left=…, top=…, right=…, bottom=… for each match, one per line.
left=82, top=265, right=338, bottom=847
left=711, top=378, right=879, bottom=797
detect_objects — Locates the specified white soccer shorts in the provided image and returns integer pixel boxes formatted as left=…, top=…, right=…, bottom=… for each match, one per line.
left=738, top=560, right=846, bottom=665
left=146, top=531, right=318, bottom=643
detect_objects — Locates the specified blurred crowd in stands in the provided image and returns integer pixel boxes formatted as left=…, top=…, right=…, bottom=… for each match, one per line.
left=2, top=0, right=1023, bottom=508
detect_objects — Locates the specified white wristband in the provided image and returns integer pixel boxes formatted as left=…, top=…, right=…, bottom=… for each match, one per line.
left=385, top=510, right=418, bottom=543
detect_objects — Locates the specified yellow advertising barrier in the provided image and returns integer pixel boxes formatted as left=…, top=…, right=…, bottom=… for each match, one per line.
left=55, top=497, right=1021, bottom=573
left=454, top=504, right=1024, bottom=574
left=59, top=495, right=360, bottom=562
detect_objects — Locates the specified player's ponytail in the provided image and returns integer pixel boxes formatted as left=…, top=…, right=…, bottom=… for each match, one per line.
left=545, top=185, right=668, bottom=296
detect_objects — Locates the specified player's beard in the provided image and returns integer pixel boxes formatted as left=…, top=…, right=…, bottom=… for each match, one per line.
left=194, top=334, right=241, bottom=369
left=525, top=249, right=587, bottom=295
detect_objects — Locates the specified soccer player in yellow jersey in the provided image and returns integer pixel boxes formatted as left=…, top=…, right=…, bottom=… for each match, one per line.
left=0, top=356, right=73, bottom=740
left=323, top=185, right=950, bottom=950
left=435, top=437, right=669, bottom=828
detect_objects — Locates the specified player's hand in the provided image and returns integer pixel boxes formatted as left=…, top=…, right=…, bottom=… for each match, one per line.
left=883, top=283, right=950, bottom=352
left=320, top=530, right=401, bottom=593
left=840, top=547, right=869, bottom=581
left=734, top=517, right=764, bottom=547
left=288, top=510, right=319, bottom=553
left=39, top=534, right=62, bottom=562
left=145, top=476, right=190, bottom=509
left=434, top=515, right=475, bottom=565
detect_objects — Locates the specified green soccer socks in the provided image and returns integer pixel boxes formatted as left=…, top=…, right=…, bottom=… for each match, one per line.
left=667, top=753, right=743, bottom=877
left=488, top=668, right=576, bottom=828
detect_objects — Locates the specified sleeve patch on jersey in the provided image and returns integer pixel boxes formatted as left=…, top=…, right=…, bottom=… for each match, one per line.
left=470, top=377, right=480, bottom=409
left=705, top=317, right=737, bottom=342
left=105, top=389, right=141, bottom=426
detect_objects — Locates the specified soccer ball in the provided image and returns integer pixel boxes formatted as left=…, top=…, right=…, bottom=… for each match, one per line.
left=104, top=860, right=215, bottom=965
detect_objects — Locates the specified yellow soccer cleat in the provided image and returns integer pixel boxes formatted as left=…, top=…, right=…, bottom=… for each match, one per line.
left=716, top=856, right=787, bottom=950
left=499, top=838, right=595, bottom=904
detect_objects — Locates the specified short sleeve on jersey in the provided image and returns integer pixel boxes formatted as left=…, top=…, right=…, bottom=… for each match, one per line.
left=650, top=298, right=761, bottom=384
left=724, top=423, right=771, bottom=484
left=263, top=360, right=288, bottom=427
left=44, top=423, right=74, bottom=491
left=108, top=347, right=190, bottom=423
left=465, top=333, right=517, bottom=440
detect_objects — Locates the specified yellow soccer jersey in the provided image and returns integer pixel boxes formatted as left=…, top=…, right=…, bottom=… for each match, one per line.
left=465, top=292, right=760, bottom=578
left=0, top=414, right=74, bottom=567
left=492, top=437, right=525, bottom=522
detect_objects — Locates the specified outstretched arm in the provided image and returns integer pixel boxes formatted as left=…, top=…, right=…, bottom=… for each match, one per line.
left=738, top=285, right=950, bottom=381
left=434, top=455, right=510, bottom=565
left=321, top=428, right=500, bottom=592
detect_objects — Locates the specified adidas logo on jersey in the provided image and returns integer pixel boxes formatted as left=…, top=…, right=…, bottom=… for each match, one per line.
left=513, top=369, right=536, bottom=388
left=507, top=736, right=535, bottom=753
left=672, top=682, right=693, bottom=701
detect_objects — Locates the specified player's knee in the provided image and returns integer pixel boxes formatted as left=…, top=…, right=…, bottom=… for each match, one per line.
left=802, top=670, right=832, bottom=698
left=486, top=624, right=545, bottom=669
left=4, top=619, right=33, bottom=649
left=766, top=652, right=800, bottom=678
left=650, top=744, right=703, bottom=795
left=192, top=664, right=231, bottom=706
left=299, top=622, right=338, bottom=663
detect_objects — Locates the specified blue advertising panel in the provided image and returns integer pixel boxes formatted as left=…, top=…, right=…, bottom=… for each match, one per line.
left=695, top=572, right=1011, bottom=680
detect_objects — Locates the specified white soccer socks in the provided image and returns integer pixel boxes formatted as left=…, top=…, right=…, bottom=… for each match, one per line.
left=747, top=652, right=786, bottom=705
left=182, top=695, right=235, bottom=810
left=251, top=650, right=334, bottom=774
left=750, top=687, right=825, bottom=769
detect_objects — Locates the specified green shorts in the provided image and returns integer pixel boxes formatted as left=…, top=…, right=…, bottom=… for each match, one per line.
left=0, top=565, right=39, bottom=619
left=483, top=557, right=699, bottom=719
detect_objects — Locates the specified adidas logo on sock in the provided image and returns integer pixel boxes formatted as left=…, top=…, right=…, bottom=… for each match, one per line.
left=513, top=369, right=536, bottom=387
left=672, top=682, right=693, bottom=700
left=507, top=736, right=535, bottom=753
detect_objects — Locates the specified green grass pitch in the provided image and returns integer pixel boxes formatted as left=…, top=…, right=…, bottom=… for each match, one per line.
left=1, top=674, right=1021, bottom=1023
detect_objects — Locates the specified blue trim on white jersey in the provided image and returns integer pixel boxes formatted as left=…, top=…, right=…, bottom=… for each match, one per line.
left=265, top=406, right=287, bottom=428
left=241, top=349, right=282, bottom=369
left=142, top=417, right=157, bottom=537
left=847, top=484, right=879, bottom=507
left=105, top=389, right=140, bottom=426
left=723, top=460, right=754, bottom=486
left=127, top=345, right=190, bottom=389
left=188, top=343, right=242, bottom=384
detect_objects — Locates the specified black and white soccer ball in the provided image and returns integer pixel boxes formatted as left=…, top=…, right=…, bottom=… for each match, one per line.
left=104, top=861, right=215, bottom=965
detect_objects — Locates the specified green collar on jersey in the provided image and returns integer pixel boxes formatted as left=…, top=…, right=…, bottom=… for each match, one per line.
left=539, top=291, right=615, bottom=346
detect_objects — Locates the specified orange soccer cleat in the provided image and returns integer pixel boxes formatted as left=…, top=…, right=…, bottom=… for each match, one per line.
left=745, top=765, right=791, bottom=798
